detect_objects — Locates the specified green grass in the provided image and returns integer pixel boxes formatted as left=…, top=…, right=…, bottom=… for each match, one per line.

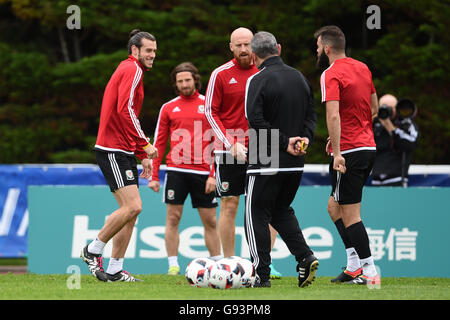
left=0, top=274, right=449, bottom=300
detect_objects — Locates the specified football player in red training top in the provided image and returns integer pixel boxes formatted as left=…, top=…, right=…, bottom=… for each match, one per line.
left=205, top=27, right=282, bottom=278
left=149, top=62, right=222, bottom=275
left=81, top=30, right=158, bottom=282
left=315, top=25, right=380, bottom=286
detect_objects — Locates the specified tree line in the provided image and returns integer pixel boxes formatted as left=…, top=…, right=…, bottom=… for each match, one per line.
left=0, top=0, right=448, bottom=164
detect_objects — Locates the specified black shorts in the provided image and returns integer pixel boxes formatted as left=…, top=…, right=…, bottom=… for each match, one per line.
left=163, top=170, right=218, bottom=208
left=329, top=150, right=376, bottom=205
left=214, top=152, right=247, bottom=197
left=95, top=150, right=139, bottom=192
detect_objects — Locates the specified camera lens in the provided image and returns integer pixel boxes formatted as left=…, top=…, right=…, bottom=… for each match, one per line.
left=396, top=99, right=416, bottom=119
left=378, top=105, right=392, bottom=119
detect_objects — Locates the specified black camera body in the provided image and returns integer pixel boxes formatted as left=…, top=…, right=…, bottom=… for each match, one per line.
left=378, top=104, right=392, bottom=120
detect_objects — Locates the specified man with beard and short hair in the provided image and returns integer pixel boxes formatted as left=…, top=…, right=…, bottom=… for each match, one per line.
left=149, top=62, right=222, bottom=275
left=314, top=25, right=380, bottom=285
left=205, top=27, right=282, bottom=278
left=81, top=29, right=158, bottom=282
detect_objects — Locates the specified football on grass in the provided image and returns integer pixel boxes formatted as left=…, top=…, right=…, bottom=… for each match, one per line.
left=185, top=257, right=214, bottom=288
left=209, top=257, right=242, bottom=289
left=234, top=257, right=256, bottom=288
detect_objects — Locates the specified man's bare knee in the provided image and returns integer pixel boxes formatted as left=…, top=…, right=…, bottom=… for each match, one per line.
left=203, top=216, right=218, bottom=230
left=114, top=186, right=142, bottom=220
left=124, top=201, right=142, bottom=220
left=166, top=205, right=183, bottom=227
left=166, top=214, right=181, bottom=228
left=221, top=197, right=239, bottom=217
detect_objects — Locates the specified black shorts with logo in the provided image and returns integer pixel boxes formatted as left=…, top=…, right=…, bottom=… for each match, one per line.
left=214, top=152, right=247, bottom=197
left=95, top=150, right=139, bottom=192
left=329, top=150, right=376, bottom=205
left=163, top=170, right=218, bottom=208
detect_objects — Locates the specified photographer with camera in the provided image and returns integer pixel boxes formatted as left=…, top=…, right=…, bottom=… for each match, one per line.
left=371, top=94, right=418, bottom=187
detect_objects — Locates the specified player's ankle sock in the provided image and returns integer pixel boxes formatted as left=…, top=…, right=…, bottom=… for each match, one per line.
left=345, top=247, right=361, bottom=272
left=168, top=256, right=179, bottom=267
left=210, top=255, right=224, bottom=261
left=345, top=221, right=372, bottom=263
left=107, top=257, right=123, bottom=275
left=335, top=219, right=360, bottom=272
left=360, top=256, right=377, bottom=277
left=87, top=238, right=106, bottom=255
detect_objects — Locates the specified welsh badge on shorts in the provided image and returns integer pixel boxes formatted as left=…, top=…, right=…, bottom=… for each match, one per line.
left=125, top=170, right=134, bottom=180
left=221, top=181, right=230, bottom=192
left=167, top=189, right=175, bottom=200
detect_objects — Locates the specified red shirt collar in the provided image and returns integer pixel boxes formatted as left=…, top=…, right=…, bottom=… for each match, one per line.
left=128, top=54, right=149, bottom=72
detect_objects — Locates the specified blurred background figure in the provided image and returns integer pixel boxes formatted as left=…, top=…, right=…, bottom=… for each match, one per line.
left=371, top=94, right=419, bottom=187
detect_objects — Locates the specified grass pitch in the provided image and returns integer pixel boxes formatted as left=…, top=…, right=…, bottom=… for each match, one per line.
left=0, top=274, right=448, bottom=300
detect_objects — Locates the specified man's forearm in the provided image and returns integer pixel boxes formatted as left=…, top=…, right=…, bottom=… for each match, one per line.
left=380, top=118, right=396, bottom=133
left=327, top=114, right=341, bottom=155
left=371, top=93, right=378, bottom=119
left=326, top=101, right=341, bottom=155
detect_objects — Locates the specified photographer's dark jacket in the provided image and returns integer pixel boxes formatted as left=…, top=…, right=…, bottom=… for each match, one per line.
left=245, top=56, right=317, bottom=174
left=371, top=117, right=418, bottom=185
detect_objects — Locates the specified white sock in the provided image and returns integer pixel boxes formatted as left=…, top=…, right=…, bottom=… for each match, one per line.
left=87, top=238, right=106, bottom=255
left=168, top=256, right=179, bottom=267
left=360, top=256, right=377, bottom=277
left=107, top=258, right=123, bottom=275
left=346, top=247, right=361, bottom=272
left=210, top=255, right=224, bottom=262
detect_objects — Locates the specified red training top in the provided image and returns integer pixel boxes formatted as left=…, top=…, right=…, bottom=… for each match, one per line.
left=205, top=58, right=259, bottom=151
left=151, top=91, right=215, bottom=181
left=320, top=57, right=376, bottom=154
left=95, top=55, right=150, bottom=160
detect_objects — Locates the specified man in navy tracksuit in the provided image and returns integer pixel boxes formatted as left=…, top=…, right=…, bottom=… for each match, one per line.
left=244, top=31, right=318, bottom=288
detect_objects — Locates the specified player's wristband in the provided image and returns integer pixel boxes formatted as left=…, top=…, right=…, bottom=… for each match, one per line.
left=143, top=143, right=152, bottom=150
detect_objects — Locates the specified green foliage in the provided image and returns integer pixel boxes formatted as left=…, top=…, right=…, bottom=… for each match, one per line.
left=0, top=43, right=51, bottom=103
left=52, top=50, right=125, bottom=91
left=49, top=149, right=95, bottom=163
left=0, top=0, right=448, bottom=164
left=361, top=0, right=450, bottom=164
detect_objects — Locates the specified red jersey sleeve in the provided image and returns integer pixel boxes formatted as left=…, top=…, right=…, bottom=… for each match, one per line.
left=116, top=65, right=150, bottom=155
left=205, top=69, right=233, bottom=150
left=151, top=104, right=170, bottom=181
left=320, top=69, right=340, bottom=102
